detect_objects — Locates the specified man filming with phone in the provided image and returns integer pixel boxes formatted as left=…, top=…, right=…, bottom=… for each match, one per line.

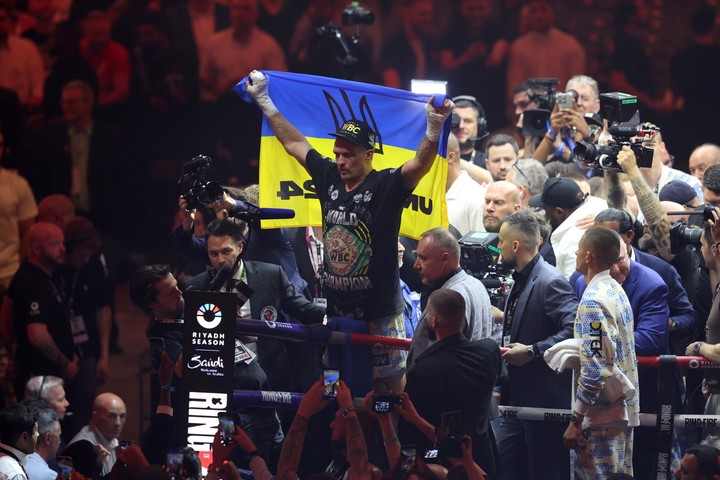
left=275, top=377, right=374, bottom=480
left=532, top=75, right=602, bottom=165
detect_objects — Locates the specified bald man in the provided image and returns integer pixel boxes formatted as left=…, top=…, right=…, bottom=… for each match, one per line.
left=402, top=288, right=502, bottom=477
left=37, top=194, right=76, bottom=227
left=2, top=223, right=78, bottom=397
left=68, top=392, right=127, bottom=475
left=445, top=133, right=487, bottom=236
left=483, top=181, right=522, bottom=233
left=689, top=144, right=720, bottom=182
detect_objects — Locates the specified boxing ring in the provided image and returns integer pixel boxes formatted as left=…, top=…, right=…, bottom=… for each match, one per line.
left=225, top=318, right=720, bottom=480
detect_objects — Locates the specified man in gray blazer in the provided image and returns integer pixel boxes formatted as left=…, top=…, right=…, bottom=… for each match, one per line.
left=407, top=227, right=495, bottom=368
left=495, top=209, right=577, bottom=480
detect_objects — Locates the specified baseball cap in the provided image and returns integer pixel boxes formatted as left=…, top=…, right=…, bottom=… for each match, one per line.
left=328, top=119, right=375, bottom=150
left=659, top=180, right=697, bottom=206
left=529, top=177, right=587, bottom=209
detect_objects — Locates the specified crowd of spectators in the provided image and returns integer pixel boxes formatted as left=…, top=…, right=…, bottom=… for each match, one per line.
left=2, top=0, right=720, bottom=479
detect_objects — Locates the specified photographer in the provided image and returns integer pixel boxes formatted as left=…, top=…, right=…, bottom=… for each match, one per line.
left=531, top=94, right=594, bottom=166
left=616, top=146, right=701, bottom=357
left=616, top=145, right=699, bottom=266
left=174, top=185, right=308, bottom=299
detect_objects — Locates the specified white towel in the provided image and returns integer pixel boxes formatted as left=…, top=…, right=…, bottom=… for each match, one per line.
left=543, top=338, right=636, bottom=402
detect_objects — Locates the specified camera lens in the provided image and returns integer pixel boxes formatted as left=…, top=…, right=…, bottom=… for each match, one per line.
left=199, top=181, right=224, bottom=204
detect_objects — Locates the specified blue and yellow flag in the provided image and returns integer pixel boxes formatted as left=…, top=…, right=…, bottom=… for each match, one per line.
left=234, top=71, right=449, bottom=239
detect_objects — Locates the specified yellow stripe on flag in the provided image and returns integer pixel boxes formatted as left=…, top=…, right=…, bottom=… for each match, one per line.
left=258, top=137, right=448, bottom=240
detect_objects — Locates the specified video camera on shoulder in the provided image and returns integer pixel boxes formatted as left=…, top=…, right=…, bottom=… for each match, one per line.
left=458, top=232, right=510, bottom=309
left=665, top=205, right=715, bottom=253
left=178, top=155, right=224, bottom=210
left=342, top=1, right=374, bottom=26
left=573, top=93, right=656, bottom=172
left=520, top=78, right=577, bottom=138
left=371, top=381, right=401, bottom=414
left=521, top=78, right=558, bottom=137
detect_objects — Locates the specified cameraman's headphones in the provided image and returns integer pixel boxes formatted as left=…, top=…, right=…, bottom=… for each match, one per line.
left=452, top=95, right=489, bottom=142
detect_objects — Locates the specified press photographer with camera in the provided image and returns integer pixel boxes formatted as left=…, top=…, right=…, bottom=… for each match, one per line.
left=289, top=1, right=378, bottom=82
left=530, top=87, right=596, bottom=166
left=174, top=156, right=308, bottom=301
left=614, top=145, right=702, bottom=359
left=616, top=144, right=694, bottom=264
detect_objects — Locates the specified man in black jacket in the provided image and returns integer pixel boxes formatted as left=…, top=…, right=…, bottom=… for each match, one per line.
left=495, top=209, right=577, bottom=480
left=401, top=288, right=501, bottom=477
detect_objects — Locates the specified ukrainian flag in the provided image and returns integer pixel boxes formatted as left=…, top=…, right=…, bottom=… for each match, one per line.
left=234, top=71, right=449, bottom=239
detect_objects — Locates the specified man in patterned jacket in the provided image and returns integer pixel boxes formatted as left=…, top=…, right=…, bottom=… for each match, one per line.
left=563, top=227, right=639, bottom=479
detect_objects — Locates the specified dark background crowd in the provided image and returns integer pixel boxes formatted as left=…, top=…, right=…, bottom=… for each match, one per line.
left=0, top=0, right=719, bottom=257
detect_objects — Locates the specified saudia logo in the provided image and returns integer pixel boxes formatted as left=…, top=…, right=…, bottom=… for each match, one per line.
left=196, top=303, right=222, bottom=329
left=323, top=88, right=383, bottom=154
left=187, top=355, right=224, bottom=369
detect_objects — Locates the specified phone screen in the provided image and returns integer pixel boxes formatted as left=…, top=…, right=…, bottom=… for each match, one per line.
left=322, top=369, right=340, bottom=400
left=218, top=412, right=235, bottom=444
left=373, top=400, right=391, bottom=413
left=440, top=411, right=462, bottom=434
left=424, top=449, right=438, bottom=459
left=149, top=337, right=164, bottom=372
left=58, top=456, right=73, bottom=480
left=166, top=452, right=183, bottom=476
left=400, top=446, right=417, bottom=473
left=120, top=440, right=133, bottom=450
left=372, top=380, right=390, bottom=395
left=556, top=92, right=574, bottom=110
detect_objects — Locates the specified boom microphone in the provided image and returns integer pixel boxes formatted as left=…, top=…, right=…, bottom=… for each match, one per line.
left=252, top=208, right=296, bottom=220
left=209, top=264, right=233, bottom=292
left=608, top=125, right=640, bottom=137
left=231, top=200, right=295, bottom=220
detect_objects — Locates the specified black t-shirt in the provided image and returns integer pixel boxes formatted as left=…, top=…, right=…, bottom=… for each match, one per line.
left=55, top=262, right=113, bottom=359
left=8, top=260, right=75, bottom=377
left=306, top=149, right=412, bottom=319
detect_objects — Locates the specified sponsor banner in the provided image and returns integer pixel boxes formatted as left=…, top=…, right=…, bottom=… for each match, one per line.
left=182, top=291, right=237, bottom=466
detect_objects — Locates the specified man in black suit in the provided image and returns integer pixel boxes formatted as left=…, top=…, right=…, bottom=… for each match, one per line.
left=129, top=263, right=278, bottom=459
left=30, top=80, right=124, bottom=237
left=401, top=288, right=501, bottom=477
left=185, top=219, right=325, bottom=398
left=495, top=209, right=577, bottom=480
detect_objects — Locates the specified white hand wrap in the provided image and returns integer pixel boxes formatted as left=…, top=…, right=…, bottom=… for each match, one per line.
left=425, top=99, right=454, bottom=142
left=247, top=71, right=278, bottom=117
